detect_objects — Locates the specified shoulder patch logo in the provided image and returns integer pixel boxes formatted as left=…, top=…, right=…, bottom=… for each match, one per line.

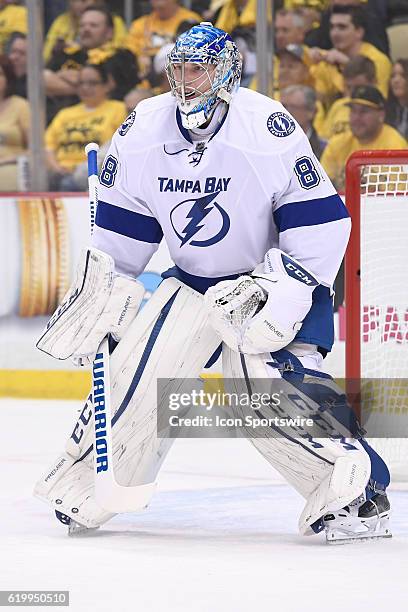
left=267, top=112, right=296, bottom=138
left=118, top=110, right=136, bottom=136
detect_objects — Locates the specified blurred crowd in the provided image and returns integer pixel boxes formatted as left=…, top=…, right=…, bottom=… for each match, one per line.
left=0, top=0, right=407, bottom=192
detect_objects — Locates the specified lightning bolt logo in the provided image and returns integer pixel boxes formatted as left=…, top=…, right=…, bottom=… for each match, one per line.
left=274, top=116, right=288, bottom=131
left=170, top=191, right=230, bottom=248
left=180, top=193, right=215, bottom=246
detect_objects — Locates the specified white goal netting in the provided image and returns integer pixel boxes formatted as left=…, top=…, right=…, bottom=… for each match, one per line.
left=349, top=158, right=408, bottom=481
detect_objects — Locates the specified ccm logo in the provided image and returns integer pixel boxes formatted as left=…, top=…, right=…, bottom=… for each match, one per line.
left=285, top=262, right=316, bottom=285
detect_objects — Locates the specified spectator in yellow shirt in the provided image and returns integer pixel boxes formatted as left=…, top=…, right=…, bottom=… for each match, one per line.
left=0, top=0, right=26, bottom=53
left=126, top=0, right=201, bottom=79
left=0, top=54, right=30, bottom=191
left=44, top=6, right=138, bottom=123
left=45, top=63, right=127, bottom=191
left=310, top=5, right=391, bottom=109
left=321, top=86, right=407, bottom=190
left=44, top=0, right=127, bottom=63
left=320, top=54, right=377, bottom=139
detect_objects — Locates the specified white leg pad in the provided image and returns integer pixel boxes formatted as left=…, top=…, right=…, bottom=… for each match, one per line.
left=222, top=345, right=371, bottom=535
left=34, top=278, right=220, bottom=528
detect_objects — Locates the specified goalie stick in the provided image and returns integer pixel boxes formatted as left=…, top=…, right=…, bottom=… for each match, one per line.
left=85, top=143, right=155, bottom=513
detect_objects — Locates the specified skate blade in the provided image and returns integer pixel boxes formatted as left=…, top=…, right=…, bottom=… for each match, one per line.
left=68, top=520, right=100, bottom=537
left=325, top=511, right=392, bottom=544
left=326, top=525, right=392, bottom=544
left=326, top=533, right=392, bottom=546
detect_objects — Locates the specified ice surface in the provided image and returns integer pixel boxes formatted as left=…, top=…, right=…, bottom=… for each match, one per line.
left=1, top=399, right=407, bottom=612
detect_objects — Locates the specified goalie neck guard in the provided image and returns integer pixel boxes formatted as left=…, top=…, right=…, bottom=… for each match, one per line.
left=165, top=22, right=242, bottom=129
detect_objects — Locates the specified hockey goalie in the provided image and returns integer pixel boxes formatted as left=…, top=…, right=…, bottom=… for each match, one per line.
left=34, top=23, right=391, bottom=543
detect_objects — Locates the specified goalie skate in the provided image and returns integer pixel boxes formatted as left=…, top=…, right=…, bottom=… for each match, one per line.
left=55, top=510, right=100, bottom=537
left=68, top=521, right=100, bottom=537
left=324, top=493, right=392, bottom=544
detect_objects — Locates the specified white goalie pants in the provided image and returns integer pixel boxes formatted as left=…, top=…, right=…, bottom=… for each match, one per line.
left=34, top=277, right=371, bottom=531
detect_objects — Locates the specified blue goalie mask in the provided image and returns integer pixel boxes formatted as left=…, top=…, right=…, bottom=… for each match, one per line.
left=165, top=22, right=242, bottom=129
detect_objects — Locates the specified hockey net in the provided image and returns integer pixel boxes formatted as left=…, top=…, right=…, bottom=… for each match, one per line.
left=345, top=150, right=408, bottom=482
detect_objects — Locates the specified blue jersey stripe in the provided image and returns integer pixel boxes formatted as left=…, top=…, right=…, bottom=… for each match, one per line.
left=274, top=194, right=349, bottom=232
left=96, top=200, right=163, bottom=244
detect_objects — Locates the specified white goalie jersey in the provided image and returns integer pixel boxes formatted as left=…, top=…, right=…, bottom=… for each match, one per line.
left=92, top=87, right=351, bottom=352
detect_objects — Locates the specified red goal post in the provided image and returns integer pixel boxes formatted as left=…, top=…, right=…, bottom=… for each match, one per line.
left=344, top=150, right=408, bottom=480
left=345, top=149, right=408, bottom=380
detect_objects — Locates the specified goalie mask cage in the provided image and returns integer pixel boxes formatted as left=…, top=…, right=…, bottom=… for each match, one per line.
left=345, top=149, right=408, bottom=482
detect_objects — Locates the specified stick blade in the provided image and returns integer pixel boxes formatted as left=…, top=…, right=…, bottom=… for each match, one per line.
left=95, top=480, right=156, bottom=513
